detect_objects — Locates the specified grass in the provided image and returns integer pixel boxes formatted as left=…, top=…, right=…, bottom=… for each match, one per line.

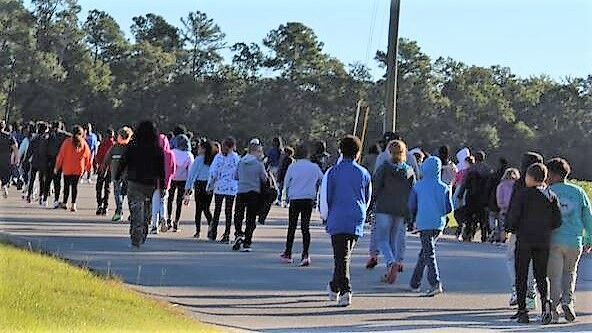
left=0, top=243, right=217, bottom=333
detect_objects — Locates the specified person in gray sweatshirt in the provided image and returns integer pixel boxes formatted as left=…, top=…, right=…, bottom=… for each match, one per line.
left=232, top=140, right=267, bottom=252
left=280, top=144, right=324, bottom=267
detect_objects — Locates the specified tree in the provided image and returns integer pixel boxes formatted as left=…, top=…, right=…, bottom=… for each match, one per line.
left=82, top=9, right=127, bottom=64
left=230, top=42, right=263, bottom=79
left=131, top=14, right=182, bottom=52
left=180, top=11, right=225, bottom=78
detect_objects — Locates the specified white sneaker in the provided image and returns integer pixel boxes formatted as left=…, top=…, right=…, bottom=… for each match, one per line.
left=423, top=285, right=443, bottom=297
left=2, top=186, right=8, bottom=198
left=409, top=286, right=421, bottom=293
left=53, top=201, right=60, bottom=209
left=327, top=283, right=338, bottom=302
left=338, top=292, right=352, bottom=307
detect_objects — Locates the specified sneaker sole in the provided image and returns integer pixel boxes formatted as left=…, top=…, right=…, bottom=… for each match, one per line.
left=562, top=305, right=576, bottom=322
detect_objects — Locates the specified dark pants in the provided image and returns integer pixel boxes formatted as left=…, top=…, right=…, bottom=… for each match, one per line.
left=46, top=160, right=61, bottom=203
left=410, top=229, right=441, bottom=288
left=193, top=181, right=213, bottom=234
left=127, top=181, right=153, bottom=247
left=62, top=175, right=80, bottom=204
left=284, top=199, right=314, bottom=258
left=329, top=234, right=358, bottom=294
left=96, top=171, right=111, bottom=208
left=233, top=191, right=261, bottom=246
left=212, top=194, right=235, bottom=239
left=516, top=241, right=550, bottom=311
left=28, top=167, right=49, bottom=201
left=258, top=199, right=273, bottom=225
left=167, top=180, right=186, bottom=225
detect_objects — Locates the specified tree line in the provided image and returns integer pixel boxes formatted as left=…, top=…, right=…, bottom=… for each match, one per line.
left=1, top=0, right=591, bottom=179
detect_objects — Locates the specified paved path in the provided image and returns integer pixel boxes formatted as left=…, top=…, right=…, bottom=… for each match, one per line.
left=1, top=183, right=591, bottom=332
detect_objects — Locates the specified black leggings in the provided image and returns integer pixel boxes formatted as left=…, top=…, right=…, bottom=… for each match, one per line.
left=211, top=194, right=235, bottom=239
left=27, top=167, right=49, bottom=201
left=63, top=175, right=81, bottom=204
left=167, top=180, right=186, bottom=225
left=284, top=199, right=314, bottom=258
left=516, top=241, right=550, bottom=311
left=194, top=181, right=213, bottom=234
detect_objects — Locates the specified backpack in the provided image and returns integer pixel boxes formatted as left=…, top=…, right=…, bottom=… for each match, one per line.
left=260, top=169, right=278, bottom=205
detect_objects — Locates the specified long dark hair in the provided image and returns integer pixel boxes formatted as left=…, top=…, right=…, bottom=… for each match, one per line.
left=71, top=125, right=84, bottom=149
left=132, top=121, right=159, bottom=149
left=201, top=140, right=214, bottom=166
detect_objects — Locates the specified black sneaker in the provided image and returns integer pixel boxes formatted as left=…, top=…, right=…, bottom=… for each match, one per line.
left=219, top=236, right=230, bottom=244
left=241, top=244, right=252, bottom=252
left=516, top=311, right=530, bottom=324
left=562, top=304, right=576, bottom=323
left=101, top=208, right=108, bottom=216
left=232, top=237, right=243, bottom=251
left=510, top=311, right=521, bottom=320
left=541, top=301, right=553, bottom=325
left=96, top=207, right=102, bottom=215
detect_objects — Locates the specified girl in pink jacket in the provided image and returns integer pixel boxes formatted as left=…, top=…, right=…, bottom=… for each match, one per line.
left=150, top=134, right=176, bottom=234
left=496, top=168, right=520, bottom=240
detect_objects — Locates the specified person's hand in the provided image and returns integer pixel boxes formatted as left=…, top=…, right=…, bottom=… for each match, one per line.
left=160, top=189, right=167, bottom=198
left=54, top=169, right=58, bottom=175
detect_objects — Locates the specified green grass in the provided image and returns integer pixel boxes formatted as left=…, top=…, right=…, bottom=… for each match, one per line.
left=0, top=243, right=217, bottom=333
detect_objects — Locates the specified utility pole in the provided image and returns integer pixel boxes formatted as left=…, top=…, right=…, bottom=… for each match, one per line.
left=384, top=0, right=401, bottom=132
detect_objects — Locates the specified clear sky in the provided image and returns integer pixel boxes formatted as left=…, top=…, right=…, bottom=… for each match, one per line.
left=27, top=0, right=592, bottom=80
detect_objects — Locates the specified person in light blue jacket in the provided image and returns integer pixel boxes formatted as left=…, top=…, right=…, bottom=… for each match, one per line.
left=319, top=135, right=372, bottom=307
left=408, top=156, right=453, bottom=297
left=185, top=140, right=215, bottom=239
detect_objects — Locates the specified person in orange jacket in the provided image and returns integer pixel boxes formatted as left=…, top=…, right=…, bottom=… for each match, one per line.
left=54, top=125, right=92, bottom=212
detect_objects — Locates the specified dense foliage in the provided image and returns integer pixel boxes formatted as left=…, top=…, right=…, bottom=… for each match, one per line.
left=2, top=0, right=591, bottom=178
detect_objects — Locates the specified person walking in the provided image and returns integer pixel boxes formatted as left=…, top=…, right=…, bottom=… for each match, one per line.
left=114, top=121, right=165, bottom=248
left=46, top=121, right=71, bottom=208
left=408, top=156, right=453, bottom=297
left=25, top=122, right=50, bottom=205
left=95, top=129, right=115, bottom=215
left=101, top=127, right=133, bottom=222
left=232, top=140, right=267, bottom=252
left=266, top=137, right=283, bottom=180
left=546, top=158, right=592, bottom=323
left=276, top=146, right=295, bottom=207
left=83, top=123, right=98, bottom=183
left=373, top=140, right=415, bottom=284
left=0, top=120, right=18, bottom=198
left=166, top=134, right=193, bottom=232
left=279, top=144, right=323, bottom=266
left=496, top=168, right=520, bottom=242
left=207, top=137, right=240, bottom=243
left=184, top=140, right=215, bottom=239
left=320, top=135, right=372, bottom=307
left=54, top=125, right=92, bottom=212
left=150, top=134, right=176, bottom=234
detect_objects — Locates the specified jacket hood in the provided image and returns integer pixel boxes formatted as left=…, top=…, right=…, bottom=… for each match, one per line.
left=159, top=134, right=171, bottom=152
left=456, top=148, right=470, bottom=171
left=175, top=134, right=190, bottom=151
left=421, top=156, right=442, bottom=180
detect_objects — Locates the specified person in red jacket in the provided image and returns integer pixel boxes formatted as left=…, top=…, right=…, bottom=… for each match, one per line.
left=54, top=125, right=92, bottom=212
left=95, top=129, right=115, bottom=215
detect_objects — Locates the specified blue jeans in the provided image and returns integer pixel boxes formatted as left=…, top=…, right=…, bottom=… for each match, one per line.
left=375, top=213, right=406, bottom=267
left=410, top=229, right=441, bottom=289
left=113, top=179, right=125, bottom=214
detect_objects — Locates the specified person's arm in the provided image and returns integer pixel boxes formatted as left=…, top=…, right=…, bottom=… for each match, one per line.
left=54, top=141, right=65, bottom=174
left=444, top=187, right=453, bottom=215
left=372, top=165, right=385, bottom=197
left=550, top=194, right=562, bottom=230
left=365, top=174, right=373, bottom=211
left=505, top=186, right=523, bottom=233
left=284, top=165, right=293, bottom=199
left=206, top=156, right=219, bottom=192
left=319, top=169, right=330, bottom=221
left=84, top=145, right=92, bottom=174
left=185, top=158, right=201, bottom=191
left=408, top=187, right=418, bottom=217
left=580, top=188, right=592, bottom=238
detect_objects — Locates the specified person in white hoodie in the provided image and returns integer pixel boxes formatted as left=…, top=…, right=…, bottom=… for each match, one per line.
left=167, top=134, right=194, bottom=232
left=279, top=144, right=324, bottom=267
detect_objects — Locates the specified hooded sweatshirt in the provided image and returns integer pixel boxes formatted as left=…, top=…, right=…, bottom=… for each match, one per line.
left=284, top=159, right=324, bottom=200
left=236, top=154, right=267, bottom=194
left=55, top=138, right=92, bottom=176
left=408, top=157, right=453, bottom=231
left=505, top=152, right=544, bottom=231
left=208, top=151, right=240, bottom=196
left=373, top=160, right=415, bottom=217
left=171, top=135, right=193, bottom=181
left=550, top=181, right=592, bottom=249
left=159, top=134, right=177, bottom=189
left=496, top=179, right=516, bottom=213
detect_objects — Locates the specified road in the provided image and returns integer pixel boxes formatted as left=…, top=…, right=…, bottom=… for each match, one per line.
left=1, top=182, right=591, bottom=332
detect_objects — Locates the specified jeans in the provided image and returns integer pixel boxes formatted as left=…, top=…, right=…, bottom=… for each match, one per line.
left=506, top=234, right=536, bottom=293
left=515, top=241, right=550, bottom=311
left=193, top=181, right=213, bottom=235
left=167, top=180, right=186, bottom=225
left=113, top=179, right=125, bottom=214
left=236, top=191, right=260, bottom=246
left=96, top=171, right=111, bottom=209
left=127, top=181, right=153, bottom=246
left=212, top=194, right=235, bottom=240
left=284, top=199, right=314, bottom=258
left=151, top=189, right=167, bottom=229
left=62, top=175, right=80, bottom=204
left=547, top=244, right=582, bottom=308
left=329, top=234, right=358, bottom=294
left=410, top=229, right=441, bottom=289
left=375, top=213, right=406, bottom=267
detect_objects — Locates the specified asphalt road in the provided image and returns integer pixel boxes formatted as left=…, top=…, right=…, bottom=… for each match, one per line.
left=1, top=182, right=591, bottom=332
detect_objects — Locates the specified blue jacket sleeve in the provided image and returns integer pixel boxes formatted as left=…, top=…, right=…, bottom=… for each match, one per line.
left=445, top=187, right=453, bottom=215
left=408, top=187, right=418, bottom=216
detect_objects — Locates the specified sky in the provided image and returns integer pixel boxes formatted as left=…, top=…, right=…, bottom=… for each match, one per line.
left=26, top=0, right=592, bottom=80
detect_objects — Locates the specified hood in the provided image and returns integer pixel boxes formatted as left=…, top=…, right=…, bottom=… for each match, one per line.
left=175, top=134, right=190, bottom=151
left=241, top=154, right=259, bottom=164
left=159, top=134, right=171, bottom=152
left=421, top=156, right=442, bottom=180
left=456, top=148, right=470, bottom=171
left=520, top=152, right=543, bottom=175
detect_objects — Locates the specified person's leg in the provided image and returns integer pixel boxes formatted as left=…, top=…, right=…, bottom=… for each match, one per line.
left=561, top=247, right=582, bottom=320
left=300, top=199, right=313, bottom=259
left=167, top=183, right=176, bottom=224
left=211, top=194, right=223, bottom=240
left=532, top=247, right=550, bottom=304
left=507, top=234, right=518, bottom=297
left=96, top=173, right=105, bottom=208
left=70, top=176, right=80, bottom=204
left=142, top=189, right=152, bottom=243
left=330, top=234, right=346, bottom=294
left=233, top=193, right=246, bottom=238
left=39, top=169, right=49, bottom=202
left=103, top=171, right=111, bottom=210
left=151, top=189, right=160, bottom=229
left=52, top=171, right=62, bottom=204
left=515, top=241, right=532, bottom=312
left=284, top=200, right=300, bottom=257
left=127, top=182, right=143, bottom=246
left=410, top=233, right=428, bottom=289
left=62, top=175, right=71, bottom=204
left=375, top=213, right=396, bottom=267
left=174, top=181, right=185, bottom=227
left=258, top=199, right=273, bottom=224
left=113, top=180, right=123, bottom=214
left=242, top=192, right=260, bottom=247
left=368, top=213, right=379, bottom=257
left=424, top=230, right=441, bottom=288
left=342, top=235, right=357, bottom=293
left=394, top=217, right=406, bottom=265
left=27, top=168, right=38, bottom=199
left=222, top=195, right=235, bottom=239
left=194, top=187, right=203, bottom=234
left=547, top=245, right=564, bottom=310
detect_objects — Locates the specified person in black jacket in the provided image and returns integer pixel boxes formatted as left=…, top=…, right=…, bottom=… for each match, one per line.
left=506, top=163, right=562, bottom=325
left=25, top=122, right=50, bottom=205
left=46, top=121, right=71, bottom=208
left=115, top=120, right=165, bottom=248
left=457, top=151, right=492, bottom=242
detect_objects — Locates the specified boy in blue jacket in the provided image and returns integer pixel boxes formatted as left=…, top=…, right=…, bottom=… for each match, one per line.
left=320, top=135, right=372, bottom=307
left=408, top=156, right=453, bottom=297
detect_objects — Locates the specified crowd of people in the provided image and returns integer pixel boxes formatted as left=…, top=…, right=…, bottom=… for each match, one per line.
left=1, top=119, right=591, bottom=325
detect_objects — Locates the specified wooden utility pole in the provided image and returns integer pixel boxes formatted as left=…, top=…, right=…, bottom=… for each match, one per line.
left=384, top=0, right=401, bottom=132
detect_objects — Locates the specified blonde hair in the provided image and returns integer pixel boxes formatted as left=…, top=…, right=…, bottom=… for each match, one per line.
left=502, top=168, right=520, bottom=181
left=388, top=140, right=407, bottom=164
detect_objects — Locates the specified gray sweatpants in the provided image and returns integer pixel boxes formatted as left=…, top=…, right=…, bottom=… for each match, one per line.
left=548, top=244, right=582, bottom=307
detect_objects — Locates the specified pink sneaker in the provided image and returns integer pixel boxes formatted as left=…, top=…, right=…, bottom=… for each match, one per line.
left=280, top=253, right=293, bottom=264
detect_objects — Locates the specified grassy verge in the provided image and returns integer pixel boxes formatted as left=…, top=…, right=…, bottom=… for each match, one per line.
left=0, top=243, right=216, bottom=333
